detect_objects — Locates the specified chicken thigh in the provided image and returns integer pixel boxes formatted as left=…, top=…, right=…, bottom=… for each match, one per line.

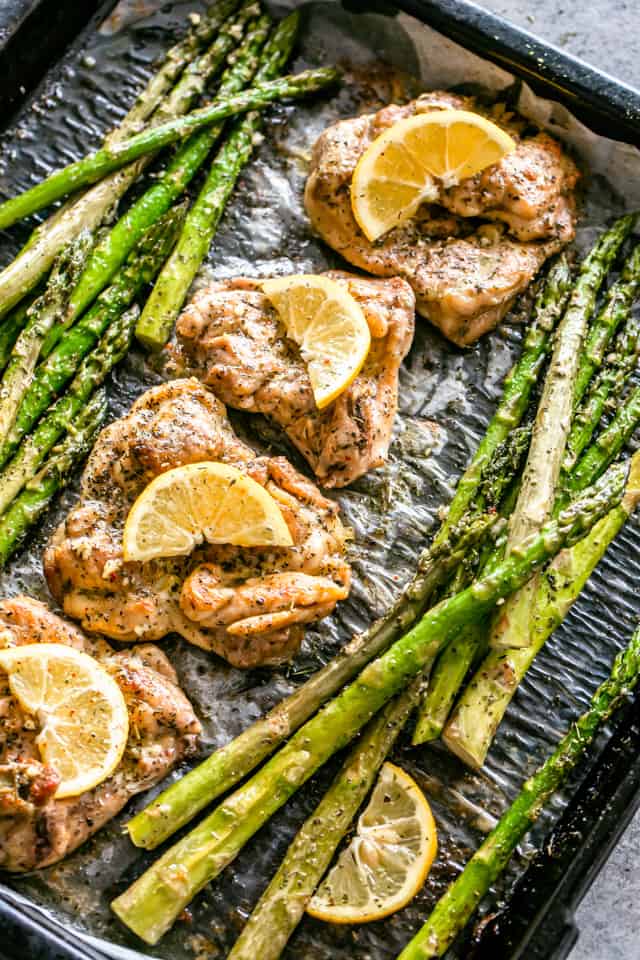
left=304, top=92, right=579, bottom=346
left=175, top=271, right=415, bottom=488
left=44, top=380, right=350, bottom=668
left=0, top=595, right=200, bottom=872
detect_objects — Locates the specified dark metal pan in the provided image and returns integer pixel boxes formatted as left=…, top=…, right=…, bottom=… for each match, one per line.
left=0, top=2, right=639, bottom=959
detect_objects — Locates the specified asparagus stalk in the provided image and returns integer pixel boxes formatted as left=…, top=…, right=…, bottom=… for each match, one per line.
left=0, top=308, right=136, bottom=515
left=0, top=205, right=185, bottom=470
left=412, top=621, right=488, bottom=744
left=412, top=432, right=529, bottom=741
left=562, top=383, right=640, bottom=502
left=0, top=68, right=340, bottom=231
left=135, top=11, right=301, bottom=349
left=398, top=624, right=640, bottom=960
left=227, top=678, right=425, bottom=960
left=0, top=232, right=94, bottom=448
left=0, top=0, right=241, bottom=318
left=418, top=234, right=640, bottom=740
left=412, top=488, right=520, bottom=745
left=563, top=311, right=640, bottom=473
left=477, top=425, right=532, bottom=510
left=0, top=289, right=43, bottom=373
left=144, top=1, right=258, bottom=126
left=443, top=380, right=640, bottom=767
left=126, top=511, right=498, bottom=851
left=112, top=459, right=636, bottom=944
left=102, top=0, right=243, bottom=143
left=442, top=495, right=635, bottom=769
left=0, top=390, right=106, bottom=565
left=490, top=215, right=635, bottom=653
left=61, top=5, right=267, bottom=326
left=572, top=241, right=640, bottom=408
left=432, top=256, right=571, bottom=543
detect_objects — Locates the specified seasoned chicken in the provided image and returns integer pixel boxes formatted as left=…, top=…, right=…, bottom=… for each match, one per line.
left=0, top=595, right=200, bottom=872
left=174, top=271, right=415, bottom=488
left=44, top=380, right=350, bottom=668
left=305, top=92, right=580, bottom=346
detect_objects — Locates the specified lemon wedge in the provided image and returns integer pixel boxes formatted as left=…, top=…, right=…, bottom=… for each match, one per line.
left=0, top=642, right=129, bottom=799
left=262, top=274, right=371, bottom=409
left=351, top=109, right=516, bottom=241
left=122, top=461, right=293, bottom=563
left=307, top=762, right=437, bottom=923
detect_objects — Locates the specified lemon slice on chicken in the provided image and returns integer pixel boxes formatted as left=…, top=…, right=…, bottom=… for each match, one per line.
left=262, top=275, right=371, bottom=409
left=351, top=109, right=516, bottom=241
left=0, top=643, right=129, bottom=799
left=123, top=461, right=293, bottom=563
left=307, top=762, right=437, bottom=923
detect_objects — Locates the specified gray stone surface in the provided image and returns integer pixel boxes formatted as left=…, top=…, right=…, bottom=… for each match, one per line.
left=477, top=6, right=640, bottom=958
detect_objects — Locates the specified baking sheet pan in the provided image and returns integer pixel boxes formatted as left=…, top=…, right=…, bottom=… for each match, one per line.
left=0, top=2, right=639, bottom=959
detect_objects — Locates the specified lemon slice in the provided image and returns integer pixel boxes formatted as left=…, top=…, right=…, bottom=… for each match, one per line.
left=0, top=642, right=129, bottom=799
left=351, top=109, right=516, bottom=241
left=307, top=762, right=437, bottom=923
left=262, top=275, right=371, bottom=409
left=122, top=461, right=293, bottom=563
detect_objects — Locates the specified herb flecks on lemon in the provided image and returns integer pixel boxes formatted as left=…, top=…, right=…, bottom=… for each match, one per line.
left=307, top=762, right=437, bottom=923
left=351, top=109, right=516, bottom=242
left=0, top=642, right=129, bottom=799
left=263, top=274, right=371, bottom=410
left=123, top=461, right=293, bottom=563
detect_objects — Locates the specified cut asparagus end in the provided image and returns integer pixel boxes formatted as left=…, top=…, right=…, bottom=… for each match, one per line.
left=441, top=651, right=517, bottom=768
left=412, top=623, right=486, bottom=746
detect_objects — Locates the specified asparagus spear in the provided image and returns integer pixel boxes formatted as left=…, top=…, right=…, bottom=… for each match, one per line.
left=0, top=289, right=43, bottom=373
left=112, top=458, right=637, bottom=944
left=0, top=205, right=185, bottom=470
left=0, top=307, right=136, bottom=515
left=490, top=215, right=635, bottom=653
left=563, top=310, right=640, bottom=473
left=572, top=241, right=640, bottom=408
left=0, top=390, right=106, bottom=565
left=412, top=430, right=533, bottom=744
left=0, top=68, right=339, bottom=231
left=477, top=425, right=531, bottom=510
left=0, top=232, right=94, bottom=448
left=145, top=1, right=258, bottom=126
left=563, top=384, right=640, bottom=500
left=0, top=0, right=241, bottom=319
left=136, top=11, right=300, bottom=349
left=432, top=256, right=571, bottom=543
left=227, top=678, right=425, bottom=960
left=398, top=624, right=640, bottom=960
left=412, top=486, right=522, bottom=745
left=103, top=0, right=243, bottom=143
left=412, top=621, right=487, bottom=744
left=126, top=511, right=498, bottom=850
left=62, top=6, right=268, bottom=326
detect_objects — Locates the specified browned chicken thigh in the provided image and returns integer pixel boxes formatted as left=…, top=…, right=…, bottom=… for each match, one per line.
left=305, top=92, right=580, bottom=346
left=0, top=595, right=200, bottom=872
left=44, top=380, right=350, bottom=668
left=175, top=271, right=415, bottom=488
